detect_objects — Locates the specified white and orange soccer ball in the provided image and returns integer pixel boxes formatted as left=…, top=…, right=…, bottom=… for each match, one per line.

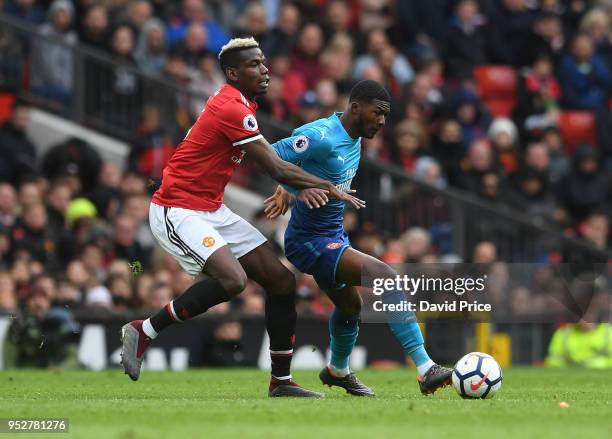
left=452, top=352, right=503, bottom=399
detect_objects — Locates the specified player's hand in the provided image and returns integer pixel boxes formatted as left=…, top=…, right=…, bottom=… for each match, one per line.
left=264, top=185, right=293, bottom=219
left=297, top=188, right=329, bottom=209
left=327, top=185, right=367, bottom=209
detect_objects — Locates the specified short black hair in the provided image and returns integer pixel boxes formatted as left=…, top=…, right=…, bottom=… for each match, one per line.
left=349, top=80, right=391, bottom=104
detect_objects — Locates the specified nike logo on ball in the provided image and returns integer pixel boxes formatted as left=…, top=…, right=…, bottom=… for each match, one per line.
left=470, top=371, right=490, bottom=391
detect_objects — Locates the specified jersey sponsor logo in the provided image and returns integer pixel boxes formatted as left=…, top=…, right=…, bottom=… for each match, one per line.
left=292, top=135, right=310, bottom=153
left=231, top=149, right=246, bottom=164
left=335, top=179, right=353, bottom=191
left=202, top=237, right=216, bottom=247
left=243, top=114, right=258, bottom=131
left=326, top=242, right=342, bottom=250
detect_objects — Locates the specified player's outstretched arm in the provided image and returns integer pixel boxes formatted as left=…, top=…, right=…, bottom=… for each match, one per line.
left=245, top=138, right=366, bottom=210
left=244, top=137, right=336, bottom=190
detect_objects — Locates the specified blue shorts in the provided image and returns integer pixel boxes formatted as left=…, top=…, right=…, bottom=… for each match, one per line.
left=284, top=229, right=351, bottom=291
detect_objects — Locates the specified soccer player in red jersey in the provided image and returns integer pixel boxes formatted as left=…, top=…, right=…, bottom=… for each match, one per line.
left=120, top=37, right=364, bottom=397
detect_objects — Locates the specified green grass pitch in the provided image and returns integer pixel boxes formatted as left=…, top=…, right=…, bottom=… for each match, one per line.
left=2, top=368, right=611, bottom=438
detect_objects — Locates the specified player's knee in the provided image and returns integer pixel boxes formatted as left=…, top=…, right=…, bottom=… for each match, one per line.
left=371, top=261, right=397, bottom=280
left=219, top=272, right=248, bottom=297
left=341, top=297, right=362, bottom=316
left=275, top=268, right=296, bottom=296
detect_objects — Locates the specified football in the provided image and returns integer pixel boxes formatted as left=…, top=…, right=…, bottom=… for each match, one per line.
left=452, top=352, right=503, bottom=399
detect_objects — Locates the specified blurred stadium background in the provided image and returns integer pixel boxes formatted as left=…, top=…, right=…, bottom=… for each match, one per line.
left=0, top=0, right=611, bottom=373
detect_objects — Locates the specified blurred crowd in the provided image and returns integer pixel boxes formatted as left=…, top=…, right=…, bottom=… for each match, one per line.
left=1, top=0, right=612, bottom=349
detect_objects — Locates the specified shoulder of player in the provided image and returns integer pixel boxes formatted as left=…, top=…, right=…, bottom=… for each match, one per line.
left=301, top=119, right=336, bottom=143
left=292, top=126, right=333, bottom=153
left=215, top=95, right=255, bottom=114
left=212, top=86, right=256, bottom=113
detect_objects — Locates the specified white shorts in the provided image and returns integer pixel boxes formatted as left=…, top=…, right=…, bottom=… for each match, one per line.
left=149, top=203, right=267, bottom=276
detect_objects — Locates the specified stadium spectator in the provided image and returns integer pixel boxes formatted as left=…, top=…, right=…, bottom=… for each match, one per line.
left=17, top=178, right=42, bottom=210
left=314, top=78, right=340, bottom=115
left=31, top=0, right=77, bottom=106
left=235, top=1, right=268, bottom=43
left=443, top=0, right=490, bottom=80
left=111, top=214, right=150, bottom=270
left=488, top=118, right=519, bottom=174
left=0, top=100, right=37, bottom=185
left=520, top=11, right=565, bottom=67
left=171, top=22, right=208, bottom=69
left=85, top=284, right=113, bottom=310
left=579, top=8, right=612, bottom=60
left=353, top=28, right=413, bottom=86
left=107, top=273, right=134, bottom=312
left=0, top=270, right=17, bottom=312
left=294, top=90, right=322, bottom=125
left=78, top=4, right=110, bottom=51
left=324, top=0, right=354, bottom=41
left=123, top=0, right=153, bottom=40
left=0, top=183, right=18, bottom=229
left=477, top=171, right=506, bottom=206
left=10, top=202, right=62, bottom=272
left=98, top=24, right=142, bottom=131
left=134, top=18, right=167, bottom=76
left=53, top=276, right=81, bottom=311
left=261, top=2, right=300, bottom=57
left=142, top=281, right=172, bottom=311
left=452, top=88, right=491, bottom=146
left=189, top=51, right=225, bottom=115
left=0, top=22, right=26, bottom=91
left=430, top=119, right=466, bottom=186
left=400, top=227, right=432, bottom=262
left=166, top=0, right=229, bottom=53
left=556, top=144, right=609, bottom=222
left=129, top=105, right=176, bottom=180
left=289, top=23, right=325, bottom=88
left=489, top=0, right=536, bottom=66
left=508, top=166, right=556, bottom=221
left=579, top=211, right=610, bottom=249
left=205, top=320, right=249, bottom=367
left=540, top=127, right=569, bottom=182
left=256, top=75, right=290, bottom=122
left=45, top=181, right=72, bottom=234
left=558, top=32, right=612, bottom=110
left=546, top=321, right=612, bottom=368
left=515, top=53, right=561, bottom=134
left=457, top=139, right=498, bottom=193
left=3, top=0, right=45, bottom=26
left=3, top=286, right=81, bottom=368
left=389, top=119, right=426, bottom=174
left=413, top=156, right=447, bottom=189
left=40, top=138, right=103, bottom=192
left=523, top=142, right=552, bottom=183
left=319, top=42, right=353, bottom=93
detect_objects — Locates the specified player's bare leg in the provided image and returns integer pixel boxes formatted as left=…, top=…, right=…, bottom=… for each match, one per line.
left=121, top=245, right=246, bottom=381
left=239, top=242, right=323, bottom=398
left=319, top=285, right=374, bottom=396
left=335, top=248, right=452, bottom=395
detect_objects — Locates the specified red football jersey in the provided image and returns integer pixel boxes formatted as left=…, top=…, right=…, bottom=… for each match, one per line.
left=152, top=84, right=262, bottom=211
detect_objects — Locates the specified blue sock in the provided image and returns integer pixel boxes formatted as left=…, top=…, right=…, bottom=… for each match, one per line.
left=329, top=308, right=359, bottom=373
left=382, top=289, right=432, bottom=369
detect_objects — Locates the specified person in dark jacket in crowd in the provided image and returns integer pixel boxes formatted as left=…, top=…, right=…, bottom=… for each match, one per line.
left=558, top=32, right=612, bottom=110
left=556, top=144, right=610, bottom=222
left=0, top=100, right=37, bottom=185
